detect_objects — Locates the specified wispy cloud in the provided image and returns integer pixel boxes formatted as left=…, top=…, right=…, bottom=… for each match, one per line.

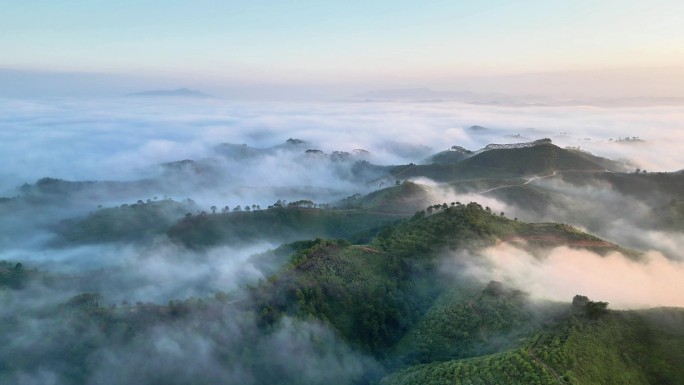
left=455, top=243, right=684, bottom=309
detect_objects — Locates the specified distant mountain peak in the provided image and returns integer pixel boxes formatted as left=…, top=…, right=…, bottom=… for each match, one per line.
left=127, top=88, right=214, bottom=98
left=424, top=138, right=553, bottom=165
left=285, top=138, right=307, bottom=145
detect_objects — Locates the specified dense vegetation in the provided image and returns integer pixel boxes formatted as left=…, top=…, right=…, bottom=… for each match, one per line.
left=4, top=140, right=684, bottom=384
left=167, top=206, right=402, bottom=248
left=248, top=203, right=634, bottom=361
left=383, top=307, right=684, bottom=385
left=55, top=199, right=194, bottom=244
left=390, top=281, right=559, bottom=366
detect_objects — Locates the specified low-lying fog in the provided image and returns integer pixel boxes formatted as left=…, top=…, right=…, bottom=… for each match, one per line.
left=1, top=97, right=683, bottom=384
left=1, top=97, right=684, bottom=309
left=2, top=98, right=683, bottom=191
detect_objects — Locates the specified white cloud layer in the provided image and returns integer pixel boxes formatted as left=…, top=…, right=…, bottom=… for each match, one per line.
left=2, top=98, right=683, bottom=194
left=458, top=243, right=684, bottom=309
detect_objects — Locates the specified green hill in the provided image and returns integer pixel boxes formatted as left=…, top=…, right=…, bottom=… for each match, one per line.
left=336, top=181, right=432, bottom=214
left=382, top=307, right=684, bottom=385
left=249, top=203, right=634, bottom=356
left=19, top=177, right=162, bottom=202
left=391, top=144, right=606, bottom=182
left=54, top=199, right=195, bottom=244
left=423, top=146, right=473, bottom=164
left=59, top=181, right=541, bottom=248
left=167, top=207, right=402, bottom=248
left=374, top=203, right=631, bottom=258
left=2, top=201, right=668, bottom=385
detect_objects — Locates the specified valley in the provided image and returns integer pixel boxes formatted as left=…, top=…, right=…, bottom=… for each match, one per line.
left=2, top=128, right=683, bottom=384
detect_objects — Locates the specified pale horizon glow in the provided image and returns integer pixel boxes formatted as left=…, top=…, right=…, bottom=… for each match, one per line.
left=1, top=1, right=684, bottom=99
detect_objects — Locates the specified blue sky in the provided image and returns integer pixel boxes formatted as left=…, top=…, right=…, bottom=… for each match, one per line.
left=1, top=1, right=683, bottom=97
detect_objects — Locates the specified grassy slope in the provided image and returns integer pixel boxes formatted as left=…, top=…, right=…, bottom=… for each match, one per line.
left=484, top=185, right=555, bottom=215
left=337, top=182, right=432, bottom=214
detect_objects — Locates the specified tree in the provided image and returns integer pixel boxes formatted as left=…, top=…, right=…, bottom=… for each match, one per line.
left=572, top=294, right=589, bottom=310
left=210, top=205, right=217, bottom=214
left=573, top=294, right=609, bottom=319
left=412, top=210, right=426, bottom=220
left=288, top=200, right=315, bottom=208
left=585, top=301, right=609, bottom=319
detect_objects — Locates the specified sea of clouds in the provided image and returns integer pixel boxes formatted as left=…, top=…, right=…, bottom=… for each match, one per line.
left=2, top=97, right=683, bottom=193
left=1, top=97, right=683, bottom=384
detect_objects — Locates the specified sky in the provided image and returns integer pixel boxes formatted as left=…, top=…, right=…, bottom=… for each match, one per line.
left=2, top=4, right=684, bottom=383
left=1, top=0, right=684, bottom=99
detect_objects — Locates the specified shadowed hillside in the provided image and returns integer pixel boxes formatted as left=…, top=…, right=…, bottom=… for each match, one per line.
left=167, top=207, right=402, bottom=248
left=392, top=144, right=606, bottom=182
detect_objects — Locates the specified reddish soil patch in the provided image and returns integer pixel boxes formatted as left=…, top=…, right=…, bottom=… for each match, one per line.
left=504, top=235, right=614, bottom=248
left=356, top=246, right=381, bottom=253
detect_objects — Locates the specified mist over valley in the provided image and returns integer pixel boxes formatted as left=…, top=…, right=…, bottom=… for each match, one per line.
left=1, top=95, right=684, bottom=384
